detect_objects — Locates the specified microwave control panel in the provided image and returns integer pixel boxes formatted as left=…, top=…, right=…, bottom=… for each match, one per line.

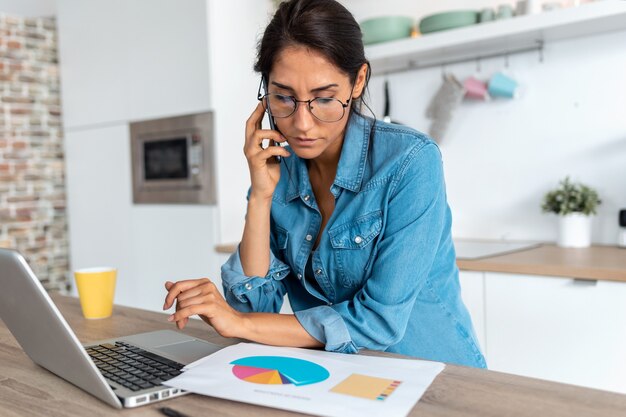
left=189, top=134, right=203, bottom=176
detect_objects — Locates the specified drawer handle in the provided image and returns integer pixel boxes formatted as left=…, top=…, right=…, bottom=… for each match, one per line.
left=571, top=278, right=598, bottom=286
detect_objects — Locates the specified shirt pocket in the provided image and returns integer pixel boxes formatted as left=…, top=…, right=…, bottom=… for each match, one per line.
left=273, top=225, right=289, bottom=255
left=328, top=210, right=383, bottom=288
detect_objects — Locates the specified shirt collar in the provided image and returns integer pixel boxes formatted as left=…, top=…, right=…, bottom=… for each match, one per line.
left=285, top=111, right=372, bottom=202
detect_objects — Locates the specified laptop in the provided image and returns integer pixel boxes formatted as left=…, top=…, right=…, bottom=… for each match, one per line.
left=0, top=248, right=222, bottom=408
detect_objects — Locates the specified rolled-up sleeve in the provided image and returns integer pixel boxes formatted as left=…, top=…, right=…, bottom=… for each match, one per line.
left=295, top=142, right=447, bottom=353
left=221, top=244, right=290, bottom=313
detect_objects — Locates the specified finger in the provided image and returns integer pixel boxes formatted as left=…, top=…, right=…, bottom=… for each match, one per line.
left=163, top=282, right=174, bottom=309
left=176, top=317, right=189, bottom=330
left=176, top=287, right=204, bottom=303
left=169, top=304, right=209, bottom=323
left=174, top=297, right=189, bottom=328
left=176, top=279, right=211, bottom=302
left=164, top=279, right=208, bottom=310
left=245, top=102, right=267, bottom=141
left=177, top=293, right=214, bottom=310
left=251, top=146, right=291, bottom=164
left=252, top=129, right=288, bottom=143
left=245, top=129, right=287, bottom=155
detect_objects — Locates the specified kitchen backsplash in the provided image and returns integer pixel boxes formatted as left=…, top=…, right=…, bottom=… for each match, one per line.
left=0, top=14, right=69, bottom=291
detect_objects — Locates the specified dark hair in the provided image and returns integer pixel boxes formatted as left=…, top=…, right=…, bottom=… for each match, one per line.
left=254, top=0, right=371, bottom=113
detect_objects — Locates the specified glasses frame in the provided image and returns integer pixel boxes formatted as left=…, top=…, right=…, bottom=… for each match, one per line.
left=257, top=78, right=355, bottom=123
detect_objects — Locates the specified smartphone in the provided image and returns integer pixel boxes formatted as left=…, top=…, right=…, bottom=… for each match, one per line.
left=262, top=76, right=282, bottom=162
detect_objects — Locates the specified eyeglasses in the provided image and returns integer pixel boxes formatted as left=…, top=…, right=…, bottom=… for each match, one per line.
left=257, top=79, right=354, bottom=123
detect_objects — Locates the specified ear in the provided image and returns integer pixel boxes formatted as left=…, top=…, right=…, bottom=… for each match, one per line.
left=352, top=63, right=369, bottom=100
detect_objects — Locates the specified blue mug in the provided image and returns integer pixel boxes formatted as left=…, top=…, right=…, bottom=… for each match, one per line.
left=488, top=72, right=519, bottom=99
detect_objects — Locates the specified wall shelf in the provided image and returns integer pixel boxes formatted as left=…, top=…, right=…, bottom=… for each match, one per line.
left=365, top=1, right=626, bottom=75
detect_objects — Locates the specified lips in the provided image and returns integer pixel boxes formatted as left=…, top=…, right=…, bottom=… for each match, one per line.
left=291, top=137, right=318, bottom=147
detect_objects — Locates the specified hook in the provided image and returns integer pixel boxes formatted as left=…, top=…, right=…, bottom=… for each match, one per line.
left=538, top=40, right=544, bottom=63
left=504, top=52, right=510, bottom=69
left=476, top=57, right=482, bottom=73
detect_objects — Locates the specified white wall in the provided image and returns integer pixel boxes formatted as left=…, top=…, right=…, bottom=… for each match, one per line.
left=207, top=1, right=274, bottom=245
left=336, top=0, right=626, bottom=245
left=0, top=0, right=55, bottom=16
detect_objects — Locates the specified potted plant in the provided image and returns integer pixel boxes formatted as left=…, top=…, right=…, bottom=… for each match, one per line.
left=541, top=177, right=601, bottom=248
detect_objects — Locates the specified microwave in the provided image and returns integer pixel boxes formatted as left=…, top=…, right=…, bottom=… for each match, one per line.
left=130, top=112, right=216, bottom=205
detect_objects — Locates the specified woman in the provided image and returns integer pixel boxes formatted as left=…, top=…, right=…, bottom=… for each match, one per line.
left=163, top=0, right=486, bottom=368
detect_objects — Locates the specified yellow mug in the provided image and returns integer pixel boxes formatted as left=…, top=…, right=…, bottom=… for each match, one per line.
left=74, top=267, right=117, bottom=319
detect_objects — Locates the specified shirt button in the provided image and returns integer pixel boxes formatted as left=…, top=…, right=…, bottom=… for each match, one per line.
left=244, top=283, right=252, bottom=290
left=305, top=234, right=313, bottom=242
left=303, top=194, right=310, bottom=201
left=354, top=235, right=363, bottom=244
left=328, top=302, right=333, bottom=306
left=297, top=273, right=302, bottom=279
left=315, top=269, right=322, bottom=275
left=274, top=272, right=281, bottom=278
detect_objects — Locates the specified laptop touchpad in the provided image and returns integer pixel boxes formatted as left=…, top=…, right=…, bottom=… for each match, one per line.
left=154, top=340, right=221, bottom=364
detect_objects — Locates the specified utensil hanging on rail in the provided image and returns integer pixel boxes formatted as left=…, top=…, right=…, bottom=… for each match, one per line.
left=383, top=79, right=402, bottom=124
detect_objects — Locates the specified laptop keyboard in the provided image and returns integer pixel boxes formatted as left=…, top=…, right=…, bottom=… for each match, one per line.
left=86, top=341, right=183, bottom=392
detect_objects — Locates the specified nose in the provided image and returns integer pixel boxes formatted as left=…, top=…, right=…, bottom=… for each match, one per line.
left=292, top=101, right=316, bottom=133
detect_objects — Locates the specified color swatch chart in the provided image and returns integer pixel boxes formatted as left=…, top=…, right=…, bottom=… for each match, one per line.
left=230, top=356, right=330, bottom=386
left=331, top=373, right=402, bottom=401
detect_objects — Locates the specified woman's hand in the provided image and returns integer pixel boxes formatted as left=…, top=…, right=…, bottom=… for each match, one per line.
left=244, top=102, right=291, bottom=201
left=163, top=278, right=246, bottom=338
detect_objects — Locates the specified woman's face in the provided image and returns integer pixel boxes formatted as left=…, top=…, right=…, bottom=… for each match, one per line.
left=268, top=45, right=366, bottom=161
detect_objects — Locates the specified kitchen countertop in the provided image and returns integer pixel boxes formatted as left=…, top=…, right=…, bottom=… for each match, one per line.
left=215, top=242, right=626, bottom=283
left=457, top=244, right=626, bottom=282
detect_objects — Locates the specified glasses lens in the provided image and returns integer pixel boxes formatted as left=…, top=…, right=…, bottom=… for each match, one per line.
left=310, top=97, right=345, bottom=122
left=265, top=94, right=296, bottom=118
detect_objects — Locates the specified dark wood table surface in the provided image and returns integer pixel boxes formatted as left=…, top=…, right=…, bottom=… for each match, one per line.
left=1, top=293, right=625, bottom=417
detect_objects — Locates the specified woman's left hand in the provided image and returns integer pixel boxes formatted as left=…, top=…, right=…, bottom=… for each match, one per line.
left=163, top=278, right=245, bottom=338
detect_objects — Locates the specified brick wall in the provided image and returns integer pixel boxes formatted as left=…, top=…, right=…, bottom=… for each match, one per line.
left=0, top=14, right=69, bottom=291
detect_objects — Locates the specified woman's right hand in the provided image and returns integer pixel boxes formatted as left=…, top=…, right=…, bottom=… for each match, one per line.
left=244, top=102, right=291, bottom=201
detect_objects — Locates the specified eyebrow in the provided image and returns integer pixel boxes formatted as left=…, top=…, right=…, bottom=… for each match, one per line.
left=271, top=81, right=339, bottom=93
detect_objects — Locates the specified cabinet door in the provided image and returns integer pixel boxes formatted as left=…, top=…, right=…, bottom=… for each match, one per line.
left=486, top=272, right=626, bottom=394
left=64, top=124, right=134, bottom=302
left=458, top=271, right=486, bottom=356
left=126, top=0, right=211, bottom=121
left=57, top=0, right=211, bottom=128
left=129, top=205, right=220, bottom=312
left=57, top=0, right=130, bottom=128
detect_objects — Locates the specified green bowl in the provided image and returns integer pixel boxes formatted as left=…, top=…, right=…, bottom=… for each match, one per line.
left=360, top=16, right=414, bottom=45
left=419, top=10, right=479, bottom=34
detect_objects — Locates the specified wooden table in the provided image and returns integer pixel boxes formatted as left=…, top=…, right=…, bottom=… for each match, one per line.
left=1, top=294, right=625, bottom=417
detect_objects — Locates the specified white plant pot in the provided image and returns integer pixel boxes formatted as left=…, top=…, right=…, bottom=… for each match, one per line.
left=557, top=213, right=592, bottom=248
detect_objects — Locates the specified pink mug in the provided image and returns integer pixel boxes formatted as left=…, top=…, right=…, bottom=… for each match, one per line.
left=463, top=76, right=490, bottom=101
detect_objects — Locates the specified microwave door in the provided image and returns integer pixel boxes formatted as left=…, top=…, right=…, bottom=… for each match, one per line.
left=143, top=137, right=190, bottom=183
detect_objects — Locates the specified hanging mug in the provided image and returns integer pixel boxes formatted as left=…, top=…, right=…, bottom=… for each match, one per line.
left=463, top=76, right=490, bottom=101
left=488, top=72, right=520, bottom=99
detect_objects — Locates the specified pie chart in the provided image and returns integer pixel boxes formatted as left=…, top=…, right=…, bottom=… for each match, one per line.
left=230, top=356, right=330, bottom=386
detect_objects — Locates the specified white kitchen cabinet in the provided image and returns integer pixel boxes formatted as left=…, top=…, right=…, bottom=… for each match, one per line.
left=64, top=124, right=135, bottom=304
left=129, top=204, right=221, bottom=312
left=57, top=0, right=130, bottom=128
left=125, top=0, right=211, bottom=122
left=458, top=271, right=486, bottom=357
left=485, top=272, right=626, bottom=394
left=57, top=0, right=211, bottom=128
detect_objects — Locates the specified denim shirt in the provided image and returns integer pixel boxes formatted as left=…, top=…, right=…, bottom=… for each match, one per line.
left=222, top=111, right=487, bottom=368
